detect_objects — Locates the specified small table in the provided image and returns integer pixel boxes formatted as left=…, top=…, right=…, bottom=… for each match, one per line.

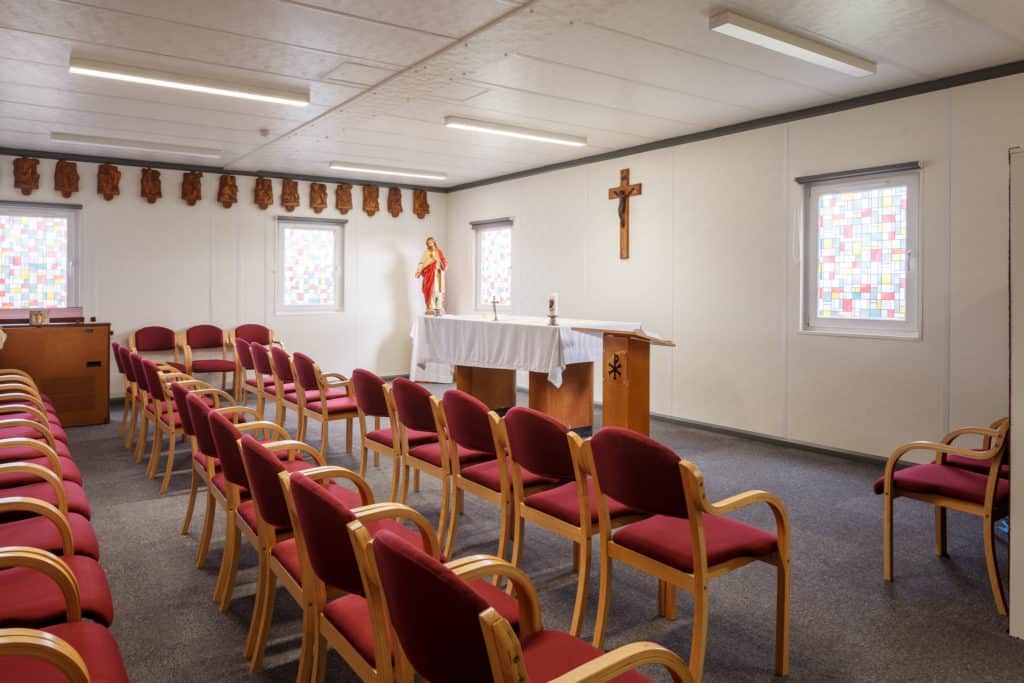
left=410, top=314, right=639, bottom=428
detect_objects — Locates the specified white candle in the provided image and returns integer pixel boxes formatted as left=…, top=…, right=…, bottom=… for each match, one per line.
left=548, top=293, right=559, bottom=317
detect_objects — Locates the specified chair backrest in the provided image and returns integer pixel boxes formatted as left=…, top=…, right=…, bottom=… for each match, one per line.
left=185, top=392, right=217, bottom=457
left=128, top=353, right=147, bottom=392
left=234, top=337, right=254, bottom=370
left=118, top=345, right=137, bottom=383
left=170, top=382, right=195, bottom=436
left=442, top=390, right=495, bottom=454
left=505, top=406, right=574, bottom=482
left=270, top=346, right=294, bottom=383
left=391, top=378, right=437, bottom=433
left=372, top=529, right=492, bottom=681
left=351, top=369, right=389, bottom=418
left=240, top=435, right=293, bottom=529
left=208, top=410, right=248, bottom=488
left=250, top=342, right=274, bottom=376
left=111, top=341, right=126, bottom=374
left=291, top=352, right=320, bottom=392
left=289, top=472, right=364, bottom=594
left=186, top=324, right=225, bottom=350
left=235, top=323, right=273, bottom=345
left=590, top=427, right=685, bottom=518
left=133, top=325, right=175, bottom=352
left=141, top=359, right=169, bottom=401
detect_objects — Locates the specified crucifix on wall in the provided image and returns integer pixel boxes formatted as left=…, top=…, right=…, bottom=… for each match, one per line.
left=608, top=168, right=642, bottom=259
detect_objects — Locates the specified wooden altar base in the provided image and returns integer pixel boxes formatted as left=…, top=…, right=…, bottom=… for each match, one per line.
left=529, top=362, right=593, bottom=429
left=454, top=366, right=516, bottom=409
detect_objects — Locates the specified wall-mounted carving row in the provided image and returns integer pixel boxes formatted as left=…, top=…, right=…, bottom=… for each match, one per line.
left=7, top=158, right=432, bottom=218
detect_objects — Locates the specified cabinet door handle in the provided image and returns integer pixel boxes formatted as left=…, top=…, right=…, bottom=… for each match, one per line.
left=86, top=361, right=102, bottom=367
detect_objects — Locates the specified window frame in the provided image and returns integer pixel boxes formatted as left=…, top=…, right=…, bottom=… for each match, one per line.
left=274, top=217, right=345, bottom=315
left=801, top=170, right=921, bottom=339
left=0, top=202, right=80, bottom=310
left=473, top=217, right=514, bottom=311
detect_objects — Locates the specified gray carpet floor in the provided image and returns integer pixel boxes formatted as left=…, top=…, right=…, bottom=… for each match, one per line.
left=65, top=396, right=1023, bottom=682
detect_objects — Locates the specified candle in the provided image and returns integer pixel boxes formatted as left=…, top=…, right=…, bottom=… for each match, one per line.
left=548, top=293, right=559, bottom=317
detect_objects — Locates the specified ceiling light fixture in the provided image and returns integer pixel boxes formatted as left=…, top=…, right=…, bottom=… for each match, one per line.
left=50, top=132, right=223, bottom=159
left=709, top=11, right=876, bottom=78
left=444, top=116, right=587, bottom=147
left=329, top=162, right=447, bottom=181
left=68, top=57, right=310, bottom=106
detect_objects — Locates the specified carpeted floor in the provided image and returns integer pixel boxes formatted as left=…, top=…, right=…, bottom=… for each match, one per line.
left=66, top=395, right=1023, bottom=682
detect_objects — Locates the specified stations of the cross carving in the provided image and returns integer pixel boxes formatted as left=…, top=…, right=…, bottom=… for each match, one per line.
left=608, top=168, right=642, bottom=259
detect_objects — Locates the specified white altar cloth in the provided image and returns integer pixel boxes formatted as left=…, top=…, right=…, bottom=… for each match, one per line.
left=410, top=315, right=640, bottom=387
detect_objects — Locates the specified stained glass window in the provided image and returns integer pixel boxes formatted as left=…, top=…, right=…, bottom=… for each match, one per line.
left=278, top=222, right=343, bottom=311
left=804, top=171, right=919, bottom=337
left=0, top=212, right=72, bottom=309
left=476, top=223, right=512, bottom=307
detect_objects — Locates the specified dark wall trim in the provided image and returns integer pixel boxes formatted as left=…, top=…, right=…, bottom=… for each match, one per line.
left=274, top=216, right=347, bottom=226
left=0, top=147, right=444, bottom=193
left=470, top=216, right=514, bottom=227
left=0, top=199, right=83, bottom=210
left=448, top=59, right=1024, bottom=193
left=795, top=161, right=921, bottom=185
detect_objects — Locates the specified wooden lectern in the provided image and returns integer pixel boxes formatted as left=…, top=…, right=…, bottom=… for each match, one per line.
left=573, top=327, right=674, bottom=435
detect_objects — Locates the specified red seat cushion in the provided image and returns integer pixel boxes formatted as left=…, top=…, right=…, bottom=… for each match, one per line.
left=0, top=512, right=99, bottom=560
left=465, top=578, right=520, bottom=630
left=522, top=629, right=650, bottom=682
left=408, top=441, right=489, bottom=469
left=263, top=382, right=296, bottom=396
left=237, top=499, right=259, bottom=530
left=193, top=451, right=219, bottom=473
left=323, top=594, right=382, bottom=665
left=613, top=514, right=778, bottom=572
left=0, top=555, right=114, bottom=627
left=525, top=479, right=640, bottom=527
left=3, top=621, right=129, bottom=682
left=0, top=481, right=91, bottom=520
left=367, top=427, right=438, bottom=449
left=286, top=388, right=347, bottom=403
left=0, top=423, right=68, bottom=443
left=307, top=396, right=359, bottom=415
left=272, top=538, right=302, bottom=581
left=211, top=473, right=247, bottom=498
left=873, top=463, right=1010, bottom=515
left=945, top=452, right=1010, bottom=478
left=0, top=440, right=72, bottom=463
left=0, top=456, right=82, bottom=486
left=166, top=361, right=187, bottom=372
left=191, top=359, right=236, bottom=373
left=461, top=460, right=561, bottom=492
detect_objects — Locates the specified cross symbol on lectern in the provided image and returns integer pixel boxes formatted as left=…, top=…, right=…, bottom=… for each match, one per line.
left=607, top=354, right=623, bottom=380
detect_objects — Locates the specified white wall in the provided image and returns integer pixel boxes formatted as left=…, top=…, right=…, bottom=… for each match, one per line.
left=0, top=157, right=448, bottom=395
left=447, top=74, right=1024, bottom=458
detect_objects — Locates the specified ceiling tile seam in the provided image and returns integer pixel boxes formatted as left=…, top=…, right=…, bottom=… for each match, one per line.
left=58, top=0, right=435, bottom=63
left=279, top=0, right=467, bottom=41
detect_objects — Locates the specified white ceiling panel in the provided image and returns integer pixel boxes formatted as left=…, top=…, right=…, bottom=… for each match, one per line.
left=0, top=0, right=1020, bottom=187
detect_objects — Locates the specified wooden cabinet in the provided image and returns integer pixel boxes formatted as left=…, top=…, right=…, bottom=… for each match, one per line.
left=0, top=323, right=111, bottom=427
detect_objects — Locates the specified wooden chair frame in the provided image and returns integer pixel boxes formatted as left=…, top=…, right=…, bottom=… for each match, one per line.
left=355, top=383, right=401, bottom=501
left=111, top=344, right=132, bottom=439
left=292, top=356, right=357, bottom=460
left=229, top=327, right=283, bottom=403
left=0, top=461, right=69, bottom=519
left=143, top=370, right=206, bottom=493
left=0, top=495, right=76, bottom=557
left=396, top=392, right=449, bottom=541
left=881, top=417, right=1010, bottom=614
left=268, top=349, right=303, bottom=431
left=589, top=445, right=791, bottom=683
left=126, top=358, right=184, bottom=458
left=0, top=627, right=90, bottom=683
left=509, top=431, right=645, bottom=637
left=176, top=327, right=235, bottom=390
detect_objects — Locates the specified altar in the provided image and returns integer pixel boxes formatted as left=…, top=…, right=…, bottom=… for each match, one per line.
left=410, top=314, right=640, bottom=428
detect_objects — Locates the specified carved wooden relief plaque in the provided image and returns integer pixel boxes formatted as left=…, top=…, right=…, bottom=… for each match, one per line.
left=281, top=179, right=300, bottom=212
left=335, top=183, right=352, bottom=214
left=217, top=175, right=238, bottom=208
left=54, top=160, right=80, bottom=198
left=98, top=164, right=121, bottom=201
left=182, top=171, right=202, bottom=206
left=310, top=182, right=327, bottom=214
left=413, top=189, right=430, bottom=219
left=387, top=187, right=402, bottom=217
left=13, top=157, right=39, bottom=196
left=362, top=184, right=379, bottom=217
left=140, top=168, right=162, bottom=204
left=254, top=177, right=273, bottom=209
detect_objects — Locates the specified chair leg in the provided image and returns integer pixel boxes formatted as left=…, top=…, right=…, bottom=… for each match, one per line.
left=388, top=454, right=401, bottom=502
left=496, top=496, right=511, bottom=562
left=400, top=463, right=411, bottom=504
left=437, top=473, right=450, bottom=543
left=116, top=396, right=128, bottom=436
left=572, top=541, right=580, bottom=571
left=250, top=570, right=277, bottom=672
left=245, top=548, right=269, bottom=660
left=345, top=417, right=353, bottom=453
left=256, top=394, right=265, bottom=420
left=310, top=629, right=328, bottom=683
left=444, top=486, right=461, bottom=558
left=133, top=413, right=149, bottom=463
left=146, top=423, right=163, bottom=478
left=275, top=402, right=285, bottom=426
left=160, top=430, right=177, bottom=494
left=689, top=584, right=710, bottom=683
left=413, top=469, right=421, bottom=492
left=934, top=505, right=948, bottom=557
left=358, top=443, right=368, bottom=478
left=592, top=539, right=613, bottom=649
left=658, top=580, right=676, bottom=620
left=775, top=554, right=791, bottom=676
left=181, top=467, right=199, bottom=534
left=195, top=492, right=216, bottom=568
left=296, top=602, right=317, bottom=683
left=214, top=514, right=240, bottom=609
left=984, top=515, right=1009, bottom=615
left=883, top=489, right=894, bottom=581
left=510, top=509, right=525, bottom=568
left=320, top=420, right=330, bottom=457
left=569, top=535, right=591, bottom=637
left=125, top=397, right=140, bottom=449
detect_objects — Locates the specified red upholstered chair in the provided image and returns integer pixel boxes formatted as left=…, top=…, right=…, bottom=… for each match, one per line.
left=233, top=323, right=280, bottom=348
left=942, top=417, right=1011, bottom=479
left=233, top=337, right=260, bottom=405
left=505, top=407, right=642, bottom=637
left=588, top=428, right=790, bottom=682
left=291, top=352, right=357, bottom=459
left=390, top=378, right=445, bottom=529
left=110, top=341, right=132, bottom=438
left=128, top=352, right=190, bottom=467
left=0, top=546, right=114, bottom=629
left=0, top=495, right=99, bottom=560
left=270, top=346, right=303, bottom=429
left=875, top=416, right=1010, bottom=614
left=0, top=623, right=130, bottom=682
left=350, top=369, right=405, bottom=500
left=0, top=447, right=91, bottom=520
left=368, top=529, right=693, bottom=683
left=129, top=325, right=185, bottom=371
left=440, top=389, right=508, bottom=557
left=248, top=342, right=281, bottom=420
left=0, top=431, right=79, bottom=491
left=140, top=358, right=204, bottom=493
left=177, top=324, right=236, bottom=390
left=116, top=345, right=141, bottom=449
left=241, top=443, right=368, bottom=673
left=286, top=469, right=520, bottom=682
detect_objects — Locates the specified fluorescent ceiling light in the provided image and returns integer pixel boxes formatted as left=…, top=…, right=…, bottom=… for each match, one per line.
left=50, top=132, right=223, bottom=159
left=68, top=57, right=309, bottom=106
left=329, top=162, right=447, bottom=181
left=709, top=11, right=875, bottom=78
left=444, top=116, right=587, bottom=147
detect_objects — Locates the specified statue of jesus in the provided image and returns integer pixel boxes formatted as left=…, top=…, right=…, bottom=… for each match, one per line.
left=415, top=236, right=447, bottom=315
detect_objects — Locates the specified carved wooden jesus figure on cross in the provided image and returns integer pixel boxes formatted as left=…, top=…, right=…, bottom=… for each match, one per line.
left=608, top=168, right=642, bottom=259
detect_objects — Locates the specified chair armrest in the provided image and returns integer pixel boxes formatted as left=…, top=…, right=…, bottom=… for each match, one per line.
left=258, top=439, right=326, bottom=466
left=291, top=465, right=374, bottom=505
left=0, top=420, right=57, bottom=450
left=158, top=371, right=192, bottom=382
left=0, top=547, right=81, bottom=621
left=213, top=405, right=259, bottom=421
left=450, top=556, right=543, bottom=636
left=882, top=440, right=1004, bottom=494
left=271, top=339, right=286, bottom=350
left=0, top=628, right=90, bottom=683
left=188, top=387, right=236, bottom=407
left=350, top=502, right=441, bottom=557
left=0, top=437, right=62, bottom=475
left=234, top=420, right=291, bottom=441
left=0, top=403, right=49, bottom=424
left=0, top=497, right=74, bottom=556
left=940, top=426, right=1001, bottom=447
left=0, top=463, right=67, bottom=512
left=548, top=642, right=693, bottom=683
left=321, top=372, right=349, bottom=382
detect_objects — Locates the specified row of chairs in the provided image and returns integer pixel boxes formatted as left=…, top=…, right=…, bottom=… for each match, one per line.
left=0, top=370, right=130, bottom=681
